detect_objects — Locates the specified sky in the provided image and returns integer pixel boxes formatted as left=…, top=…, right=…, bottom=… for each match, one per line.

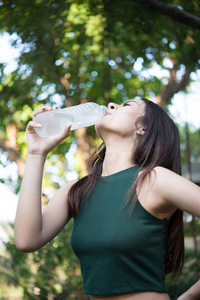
left=0, top=32, right=200, bottom=241
left=167, top=79, right=200, bottom=129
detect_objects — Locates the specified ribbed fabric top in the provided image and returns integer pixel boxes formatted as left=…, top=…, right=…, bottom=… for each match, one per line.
left=71, top=166, right=170, bottom=296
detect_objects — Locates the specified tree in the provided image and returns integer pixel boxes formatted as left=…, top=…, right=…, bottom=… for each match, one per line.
left=1, top=222, right=87, bottom=299
left=0, top=0, right=199, bottom=177
left=0, top=0, right=200, bottom=297
left=132, top=0, right=200, bottom=30
left=99, top=0, right=200, bottom=107
left=0, top=0, right=199, bottom=179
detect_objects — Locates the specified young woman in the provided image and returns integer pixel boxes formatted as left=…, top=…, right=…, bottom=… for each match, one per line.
left=14, top=98, right=200, bottom=300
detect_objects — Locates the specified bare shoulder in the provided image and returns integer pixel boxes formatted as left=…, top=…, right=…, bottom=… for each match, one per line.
left=152, top=166, right=200, bottom=217
left=139, top=165, right=178, bottom=182
left=152, top=166, right=191, bottom=196
left=152, top=166, right=185, bottom=189
left=153, top=165, right=178, bottom=177
left=139, top=166, right=179, bottom=193
left=153, top=165, right=192, bottom=190
left=138, top=167, right=178, bottom=220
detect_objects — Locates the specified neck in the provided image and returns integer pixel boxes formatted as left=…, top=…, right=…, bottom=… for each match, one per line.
left=101, top=142, right=136, bottom=177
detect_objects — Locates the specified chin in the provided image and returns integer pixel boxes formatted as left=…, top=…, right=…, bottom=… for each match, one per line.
left=95, top=120, right=113, bottom=140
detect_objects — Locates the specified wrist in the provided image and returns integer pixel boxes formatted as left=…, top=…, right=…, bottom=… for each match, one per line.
left=27, top=144, right=49, bottom=158
left=26, top=152, right=47, bottom=161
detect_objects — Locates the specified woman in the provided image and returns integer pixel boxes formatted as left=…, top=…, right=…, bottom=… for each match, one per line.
left=14, top=98, right=200, bottom=300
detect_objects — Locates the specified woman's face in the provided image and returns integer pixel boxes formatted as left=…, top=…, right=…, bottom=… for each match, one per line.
left=96, top=99, right=146, bottom=139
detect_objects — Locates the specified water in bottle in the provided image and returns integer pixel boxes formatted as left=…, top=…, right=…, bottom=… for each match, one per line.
left=34, top=102, right=107, bottom=137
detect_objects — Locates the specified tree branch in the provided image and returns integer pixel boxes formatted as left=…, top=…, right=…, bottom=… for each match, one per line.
left=0, top=138, right=25, bottom=177
left=0, top=124, right=25, bottom=178
left=132, top=0, right=200, bottom=31
left=156, top=64, right=191, bottom=107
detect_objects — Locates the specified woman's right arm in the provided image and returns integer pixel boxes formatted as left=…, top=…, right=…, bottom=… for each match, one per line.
left=14, top=107, right=74, bottom=252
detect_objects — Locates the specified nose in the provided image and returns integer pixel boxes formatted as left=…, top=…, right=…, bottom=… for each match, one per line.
left=108, top=102, right=118, bottom=110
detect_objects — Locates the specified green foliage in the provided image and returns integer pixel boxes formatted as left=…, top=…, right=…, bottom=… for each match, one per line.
left=0, top=0, right=167, bottom=192
left=184, top=217, right=200, bottom=237
left=166, top=249, right=200, bottom=299
left=1, top=221, right=83, bottom=299
left=178, top=125, right=200, bottom=165
left=0, top=0, right=200, bottom=297
left=0, top=0, right=199, bottom=162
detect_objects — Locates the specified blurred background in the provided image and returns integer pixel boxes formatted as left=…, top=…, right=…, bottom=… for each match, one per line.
left=0, top=0, right=200, bottom=299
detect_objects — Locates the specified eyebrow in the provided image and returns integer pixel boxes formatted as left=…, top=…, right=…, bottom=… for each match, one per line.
left=123, top=100, right=137, bottom=105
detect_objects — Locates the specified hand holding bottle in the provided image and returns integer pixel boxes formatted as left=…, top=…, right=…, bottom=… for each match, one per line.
left=26, top=106, right=71, bottom=157
left=34, top=102, right=107, bottom=137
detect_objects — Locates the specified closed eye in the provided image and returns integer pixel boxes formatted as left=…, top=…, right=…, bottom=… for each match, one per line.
left=123, top=102, right=131, bottom=107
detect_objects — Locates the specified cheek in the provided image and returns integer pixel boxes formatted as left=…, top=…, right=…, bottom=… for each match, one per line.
left=116, top=114, right=137, bottom=131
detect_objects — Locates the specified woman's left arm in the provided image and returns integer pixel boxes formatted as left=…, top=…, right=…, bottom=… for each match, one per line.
left=154, top=167, right=200, bottom=218
left=177, top=279, right=200, bottom=300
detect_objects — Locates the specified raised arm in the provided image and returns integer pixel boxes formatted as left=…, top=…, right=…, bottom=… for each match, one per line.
left=14, top=107, right=74, bottom=252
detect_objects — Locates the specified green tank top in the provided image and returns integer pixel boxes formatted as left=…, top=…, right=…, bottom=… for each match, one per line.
left=71, top=166, right=170, bottom=296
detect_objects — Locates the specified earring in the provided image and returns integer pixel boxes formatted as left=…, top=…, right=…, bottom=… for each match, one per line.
left=136, top=128, right=145, bottom=136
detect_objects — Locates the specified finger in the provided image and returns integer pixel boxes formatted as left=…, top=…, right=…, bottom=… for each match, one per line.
left=33, top=106, right=53, bottom=118
left=54, top=124, right=72, bottom=143
left=60, top=124, right=72, bottom=138
left=26, top=121, right=42, bottom=134
left=63, top=124, right=72, bottom=135
left=27, top=120, right=42, bottom=129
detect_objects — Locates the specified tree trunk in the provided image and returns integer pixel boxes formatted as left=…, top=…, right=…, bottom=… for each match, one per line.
left=74, top=127, right=92, bottom=177
left=102, top=20, right=113, bottom=104
left=156, top=62, right=191, bottom=107
left=185, top=120, right=199, bottom=275
left=0, top=124, right=25, bottom=178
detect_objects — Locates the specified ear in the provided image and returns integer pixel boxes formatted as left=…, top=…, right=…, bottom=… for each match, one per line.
left=136, top=128, right=145, bottom=136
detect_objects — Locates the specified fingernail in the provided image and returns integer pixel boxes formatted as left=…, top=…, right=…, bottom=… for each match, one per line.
left=36, top=123, right=42, bottom=127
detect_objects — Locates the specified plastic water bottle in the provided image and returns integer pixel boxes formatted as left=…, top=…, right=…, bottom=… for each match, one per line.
left=34, top=102, right=107, bottom=137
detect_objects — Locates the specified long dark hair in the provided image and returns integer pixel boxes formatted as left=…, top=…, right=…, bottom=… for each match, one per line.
left=68, top=98, right=184, bottom=278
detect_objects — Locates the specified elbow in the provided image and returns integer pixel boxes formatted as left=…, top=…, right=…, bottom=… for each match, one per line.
left=15, top=238, right=34, bottom=253
left=14, top=224, right=42, bottom=252
left=14, top=234, right=39, bottom=253
left=14, top=229, right=31, bottom=252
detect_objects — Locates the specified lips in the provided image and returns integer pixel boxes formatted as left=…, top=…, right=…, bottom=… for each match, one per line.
left=106, top=111, right=112, bottom=116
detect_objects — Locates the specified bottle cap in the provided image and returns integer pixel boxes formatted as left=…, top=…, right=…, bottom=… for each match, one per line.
left=100, top=105, right=107, bottom=116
